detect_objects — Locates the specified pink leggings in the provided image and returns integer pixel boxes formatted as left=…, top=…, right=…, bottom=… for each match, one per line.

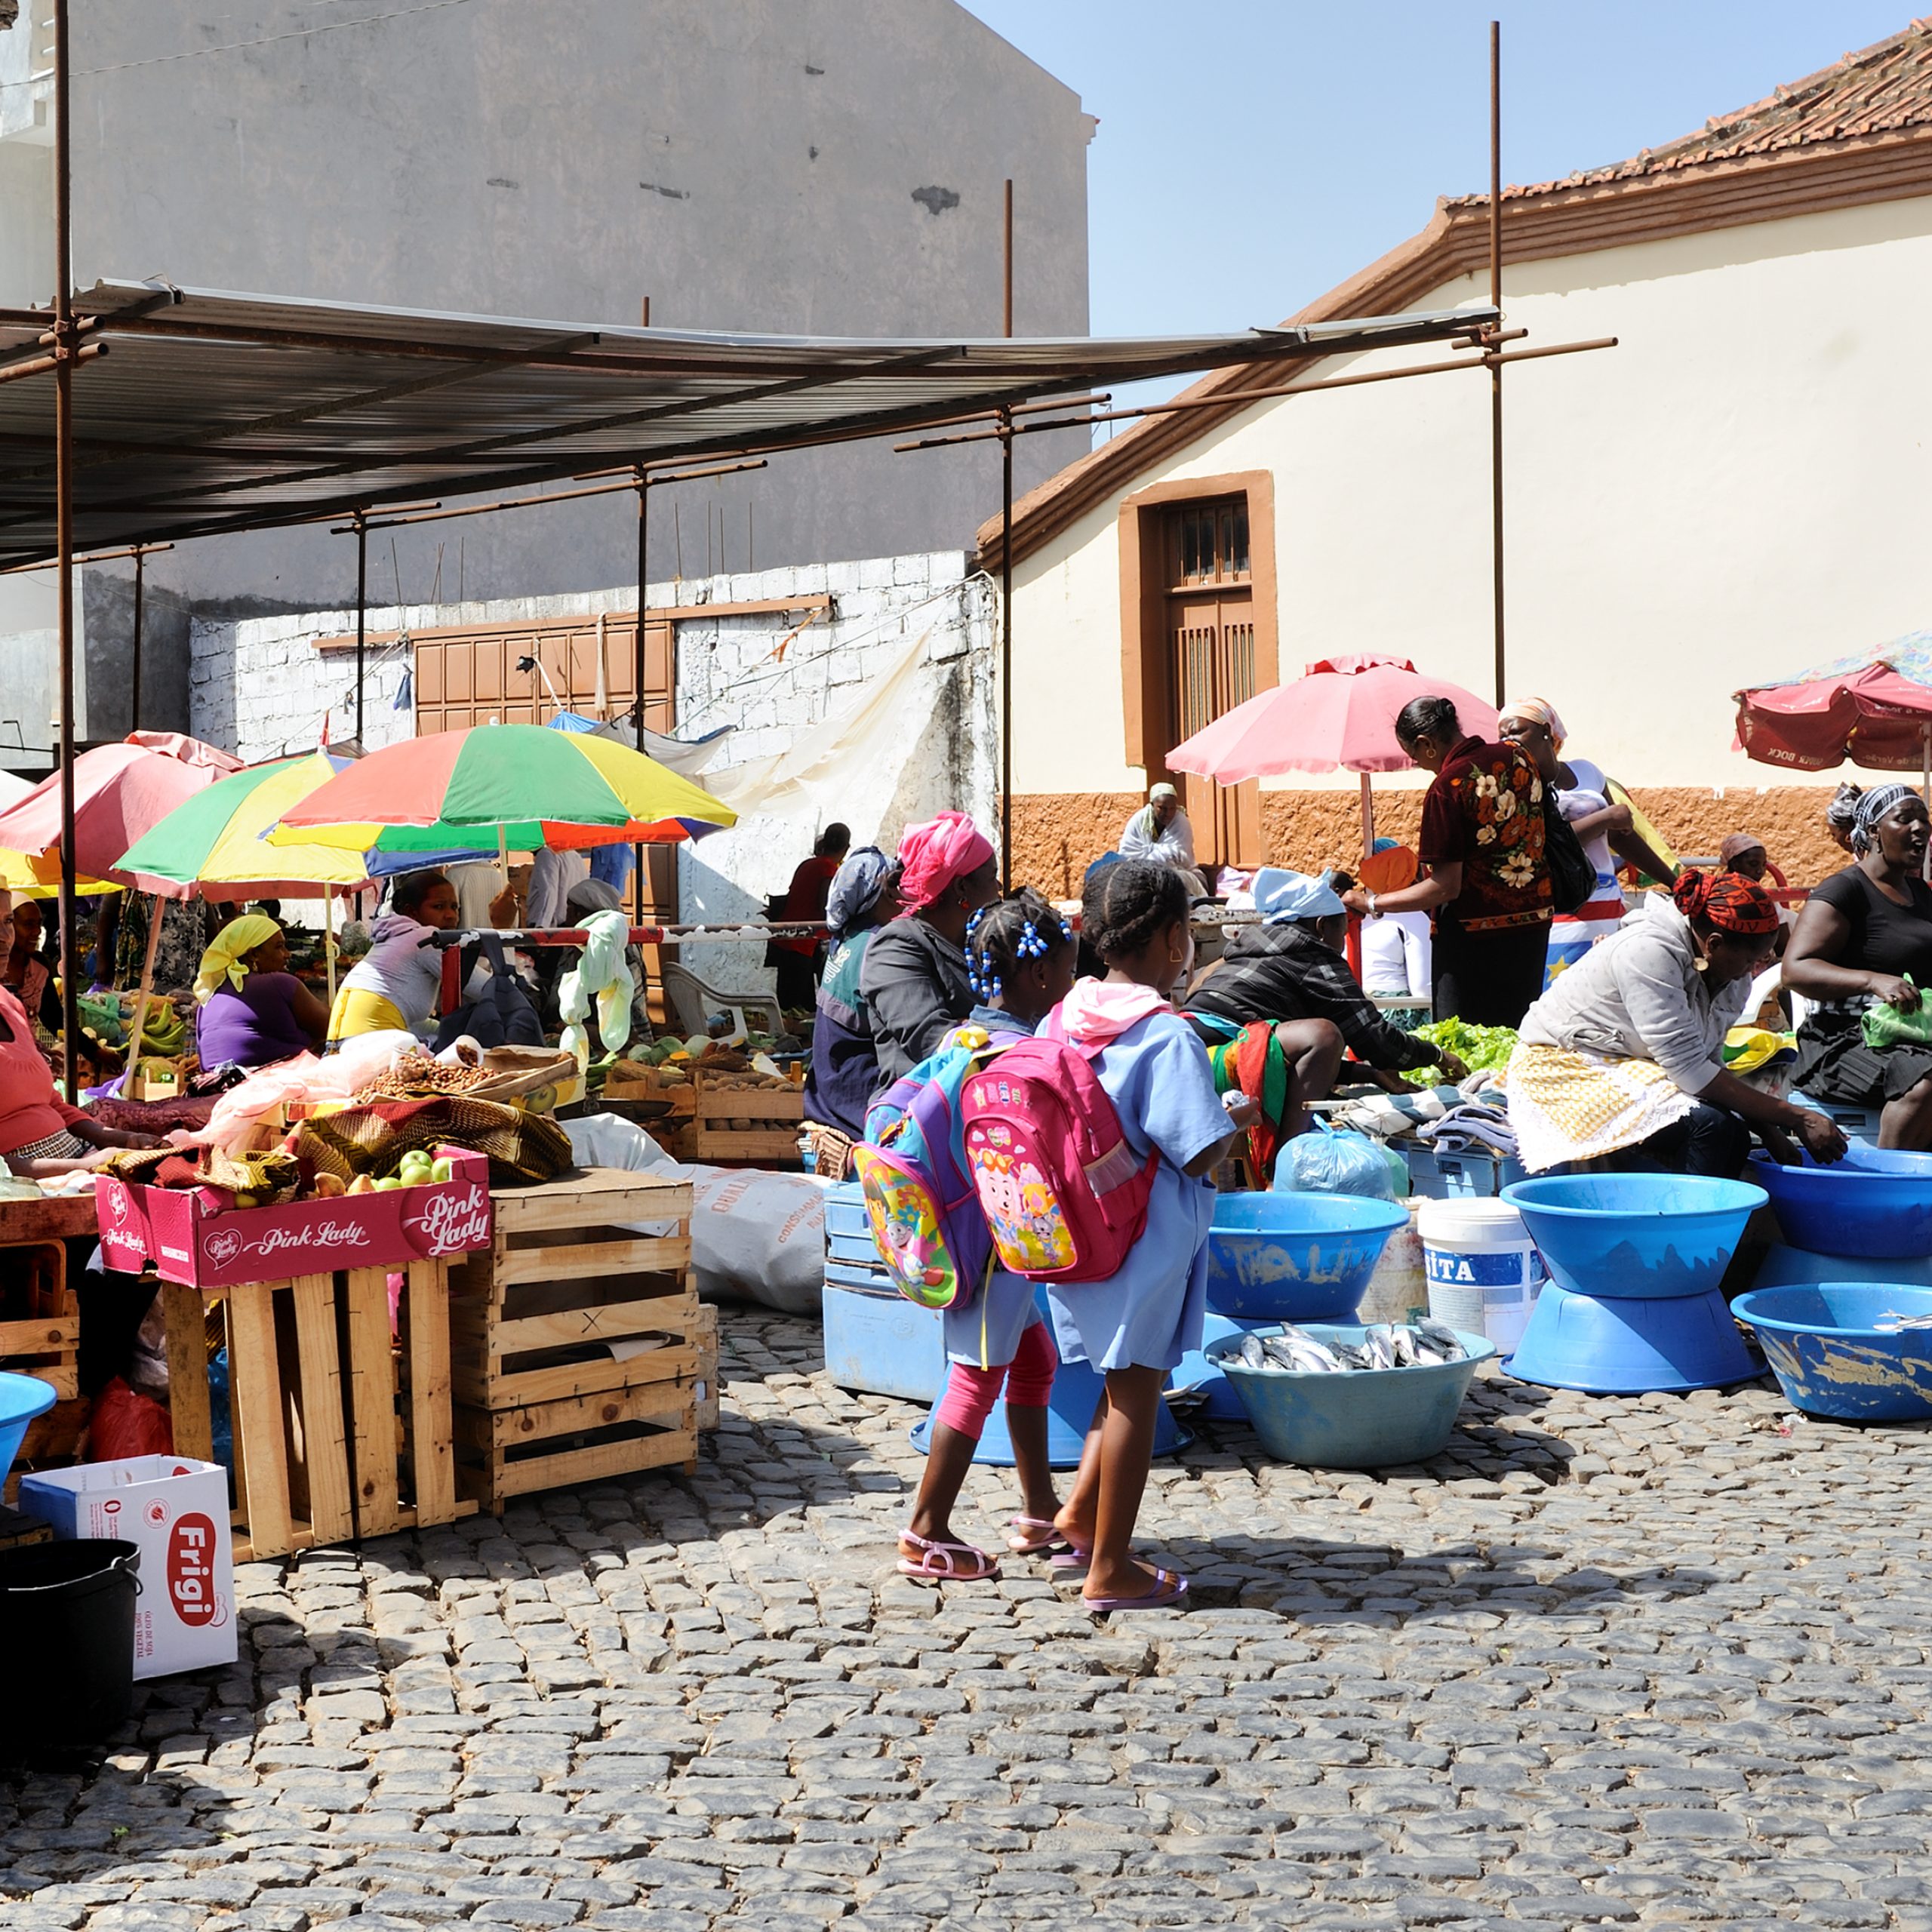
left=934, top=1320, right=1057, bottom=1439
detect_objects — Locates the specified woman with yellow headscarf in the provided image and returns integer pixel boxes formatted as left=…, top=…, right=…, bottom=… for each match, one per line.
left=193, top=912, right=329, bottom=1070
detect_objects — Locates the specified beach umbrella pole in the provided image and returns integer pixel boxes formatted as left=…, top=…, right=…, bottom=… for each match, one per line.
left=1359, top=771, right=1375, bottom=863
left=126, top=892, right=164, bottom=1078
left=325, top=891, right=337, bottom=1008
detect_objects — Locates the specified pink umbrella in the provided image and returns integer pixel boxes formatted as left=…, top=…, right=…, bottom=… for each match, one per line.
left=1165, top=654, right=1499, bottom=857
left=0, top=731, right=240, bottom=896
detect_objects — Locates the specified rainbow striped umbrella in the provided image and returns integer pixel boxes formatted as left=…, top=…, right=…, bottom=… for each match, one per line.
left=115, top=751, right=497, bottom=896
left=268, top=722, right=736, bottom=853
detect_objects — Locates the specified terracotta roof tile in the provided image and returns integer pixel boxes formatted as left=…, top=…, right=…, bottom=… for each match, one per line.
left=1454, top=17, right=1932, bottom=205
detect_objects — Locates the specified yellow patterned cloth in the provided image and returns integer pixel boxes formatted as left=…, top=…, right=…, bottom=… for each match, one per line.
left=1505, top=1040, right=1695, bottom=1174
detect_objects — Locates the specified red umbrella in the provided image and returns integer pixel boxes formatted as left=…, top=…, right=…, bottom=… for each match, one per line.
left=1166, top=654, right=1499, bottom=855
left=1734, top=661, right=1932, bottom=777
left=0, top=731, right=241, bottom=895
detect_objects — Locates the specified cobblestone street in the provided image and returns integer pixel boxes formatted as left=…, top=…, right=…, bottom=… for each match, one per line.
left=6, top=1308, right=1932, bottom=1932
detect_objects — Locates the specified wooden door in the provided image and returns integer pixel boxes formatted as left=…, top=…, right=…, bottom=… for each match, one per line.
left=1164, top=499, right=1259, bottom=869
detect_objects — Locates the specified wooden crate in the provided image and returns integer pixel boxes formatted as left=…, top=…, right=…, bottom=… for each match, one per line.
left=448, top=1168, right=702, bottom=1507
left=0, top=1241, right=77, bottom=1401
left=162, top=1263, right=469, bottom=1563
left=666, top=1073, right=804, bottom=1164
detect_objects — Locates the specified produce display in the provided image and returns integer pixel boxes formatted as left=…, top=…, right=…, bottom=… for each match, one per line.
left=1401, top=1019, right=1517, bottom=1085
left=1235, top=1319, right=1469, bottom=1374
left=354, top=1051, right=495, bottom=1101
left=339, top=1150, right=457, bottom=1196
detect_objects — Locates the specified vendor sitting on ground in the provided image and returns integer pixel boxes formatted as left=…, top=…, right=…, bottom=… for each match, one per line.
left=1118, top=783, right=1209, bottom=899
left=0, top=981, right=158, bottom=1176
left=1183, top=868, right=1467, bottom=1164
left=1785, top=783, right=1932, bottom=1149
left=193, top=913, right=329, bottom=1070
left=860, top=812, right=1001, bottom=1091
left=804, top=848, right=903, bottom=1143
left=326, top=869, right=460, bottom=1048
left=1508, top=869, right=1845, bottom=1177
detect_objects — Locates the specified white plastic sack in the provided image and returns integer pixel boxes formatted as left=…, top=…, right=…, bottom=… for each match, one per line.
left=565, top=1112, right=827, bottom=1313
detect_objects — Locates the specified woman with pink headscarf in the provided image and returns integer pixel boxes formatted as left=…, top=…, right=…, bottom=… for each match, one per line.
left=858, top=811, right=1001, bottom=1090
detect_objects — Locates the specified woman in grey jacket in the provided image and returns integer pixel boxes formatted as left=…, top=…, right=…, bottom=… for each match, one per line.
left=1508, top=871, right=1844, bottom=1177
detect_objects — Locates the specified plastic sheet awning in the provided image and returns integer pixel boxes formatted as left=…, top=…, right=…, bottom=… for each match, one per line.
left=0, top=281, right=1497, bottom=566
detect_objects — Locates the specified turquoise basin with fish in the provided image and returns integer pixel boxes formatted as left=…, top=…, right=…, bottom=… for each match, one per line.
left=1204, top=1321, right=1495, bottom=1469
left=1733, top=1283, right=1932, bottom=1422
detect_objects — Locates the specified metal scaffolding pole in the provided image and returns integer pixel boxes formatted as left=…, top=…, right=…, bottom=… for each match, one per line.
left=352, top=509, right=368, bottom=743
left=51, top=0, right=80, bottom=1100
left=1488, top=18, right=1507, bottom=709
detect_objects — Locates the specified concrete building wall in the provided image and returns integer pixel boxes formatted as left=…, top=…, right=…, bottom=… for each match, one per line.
left=0, top=0, right=1089, bottom=739
left=1008, top=192, right=1932, bottom=886
left=191, top=549, right=996, bottom=993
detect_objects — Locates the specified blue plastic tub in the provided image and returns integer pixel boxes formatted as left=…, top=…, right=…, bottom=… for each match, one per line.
left=1749, top=1146, right=1932, bottom=1260
left=1755, top=1243, right=1932, bottom=1291
left=1506, top=1281, right=1757, bottom=1394
left=1733, top=1282, right=1932, bottom=1421
left=1169, top=1312, right=1273, bottom=1420
left=1204, top=1321, right=1495, bottom=1468
left=0, top=1372, right=56, bottom=1491
left=1500, top=1174, right=1765, bottom=1300
left=1204, top=1194, right=1409, bottom=1321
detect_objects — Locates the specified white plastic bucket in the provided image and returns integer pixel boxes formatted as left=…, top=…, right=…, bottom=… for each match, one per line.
left=1418, top=1198, right=1546, bottom=1352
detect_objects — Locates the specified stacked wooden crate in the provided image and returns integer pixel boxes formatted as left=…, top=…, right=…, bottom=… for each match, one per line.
left=0, top=1241, right=77, bottom=1401
left=666, top=1070, right=804, bottom=1166
left=447, top=1168, right=702, bottom=1508
left=162, top=1262, right=469, bottom=1562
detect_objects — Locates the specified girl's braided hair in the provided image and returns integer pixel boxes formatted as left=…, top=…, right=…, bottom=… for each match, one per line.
left=1081, top=860, right=1189, bottom=962
left=965, top=888, right=1073, bottom=1001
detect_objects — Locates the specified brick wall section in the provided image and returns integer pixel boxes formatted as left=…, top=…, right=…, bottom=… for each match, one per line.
left=1012, top=783, right=1857, bottom=897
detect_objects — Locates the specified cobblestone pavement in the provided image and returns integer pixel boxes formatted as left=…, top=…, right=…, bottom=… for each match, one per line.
left=7, top=1307, right=1932, bottom=1931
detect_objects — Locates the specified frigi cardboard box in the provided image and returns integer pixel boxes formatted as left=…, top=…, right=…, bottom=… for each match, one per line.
left=20, top=1456, right=237, bottom=1680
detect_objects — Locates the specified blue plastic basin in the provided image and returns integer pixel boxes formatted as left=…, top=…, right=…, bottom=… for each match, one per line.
left=1204, top=1194, right=1409, bottom=1321
left=1733, top=1282, right=1932, bottom=1421
left=0, top=1372, right=56, bottom=1490
left=1749, top=1148, right=1932, bottom=1259
left=1506, top=1281, right=1757, bottom=1393
left=1500, top=1174, right=1765, bottom=1300
left=1204, top=1322, right=1495, bottom=1469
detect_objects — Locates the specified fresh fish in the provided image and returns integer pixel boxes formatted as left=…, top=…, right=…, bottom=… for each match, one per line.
left=1415, top=1318, right=1468, bottom=1361
left=1391, top=1325, right=1422, bottom=1367
left=1363, top=1324, right=1397, bottom=1371
left=1265, top=1332, right=1343, bottom=1373
left=1238, top=1332, right=1269, bottom=1367
left=1328, top=1341, right=1373, bottom=1371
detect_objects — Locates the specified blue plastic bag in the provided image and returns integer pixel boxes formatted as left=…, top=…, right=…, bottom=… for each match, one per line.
left=1274, top=1118, right=1402, bottom=1201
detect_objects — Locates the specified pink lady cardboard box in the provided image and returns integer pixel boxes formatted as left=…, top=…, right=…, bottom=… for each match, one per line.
left=93, top=1146, right=494, bottom=1288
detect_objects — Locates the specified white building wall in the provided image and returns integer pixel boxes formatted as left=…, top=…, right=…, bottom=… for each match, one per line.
left=1011, top=192, right=1932, bottom=804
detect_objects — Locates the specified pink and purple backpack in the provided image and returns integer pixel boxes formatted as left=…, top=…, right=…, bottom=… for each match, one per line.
left=959, top=1009, right=1158, bottom=1282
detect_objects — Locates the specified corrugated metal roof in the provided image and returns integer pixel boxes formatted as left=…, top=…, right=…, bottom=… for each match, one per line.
left=0, top=281, right=1496, bottom=565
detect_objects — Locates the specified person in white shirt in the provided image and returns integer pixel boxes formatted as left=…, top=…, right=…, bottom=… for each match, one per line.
left=1118, top=783, right=1208, bottom=898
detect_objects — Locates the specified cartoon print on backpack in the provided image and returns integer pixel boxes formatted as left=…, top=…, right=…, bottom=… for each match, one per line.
left=969, top=1140, right=1074, bottom=1273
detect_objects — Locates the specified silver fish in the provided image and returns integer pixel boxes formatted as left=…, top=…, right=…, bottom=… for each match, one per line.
left=1238, top=1332, right=1269, bottom=1367
left=1329, top=1341, right=1373, bottom=1371
left=1415, top=1318, right=1468, bottom=1361
left=1391, top=1325, right=1422, bottom=1367
left=1363, top=1324, right=1397, bottom=1371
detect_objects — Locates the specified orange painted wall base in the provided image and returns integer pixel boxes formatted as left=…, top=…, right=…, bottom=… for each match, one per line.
left=1011, top=786, right=1853, bottom=897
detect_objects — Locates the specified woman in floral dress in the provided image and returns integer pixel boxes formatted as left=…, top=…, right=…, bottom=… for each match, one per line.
left=1340, top=695, right=1552, bottom=1028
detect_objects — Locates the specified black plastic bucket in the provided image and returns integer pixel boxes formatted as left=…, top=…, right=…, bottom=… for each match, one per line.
left=0, top=1538, right=141, bottom=1753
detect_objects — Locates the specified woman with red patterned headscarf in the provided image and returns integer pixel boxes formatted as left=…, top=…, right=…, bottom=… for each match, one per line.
left=857, top=812, right=1002, bottom=1092
left=1506, top=869, right=1847, bottom=1178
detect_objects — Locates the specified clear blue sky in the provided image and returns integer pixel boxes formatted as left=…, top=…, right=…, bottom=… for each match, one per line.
left=962, top=2, right=1912, bottom=361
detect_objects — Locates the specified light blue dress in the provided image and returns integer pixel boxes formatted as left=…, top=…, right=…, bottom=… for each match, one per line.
left=1045, top=1010, right=1229, bottom=1373
left=942, top=1004, right=1048, bottom=1370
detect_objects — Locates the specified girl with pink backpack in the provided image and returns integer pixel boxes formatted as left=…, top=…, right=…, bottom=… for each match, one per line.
left=896, top=890, right=1079, bottom=1583
left=1043, top=861, right=1254, bottom=1614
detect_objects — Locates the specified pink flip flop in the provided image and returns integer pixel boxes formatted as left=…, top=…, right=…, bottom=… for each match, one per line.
left=1006, top=1516, right=1070, bottom=1557
left=896, top=1531, right=1001, bottom=1583
left=1083, top=1567, right=1189, bottom=1616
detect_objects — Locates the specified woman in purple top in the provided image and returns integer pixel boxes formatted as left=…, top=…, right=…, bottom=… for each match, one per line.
left=192, top=914, right=329, bottom=1069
